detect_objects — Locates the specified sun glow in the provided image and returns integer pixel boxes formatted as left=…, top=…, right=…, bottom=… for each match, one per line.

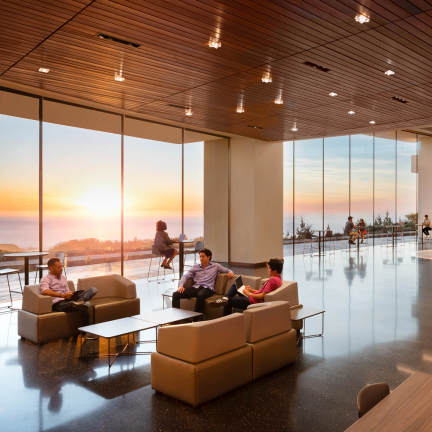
left=76, top=187, right=121, bottom=216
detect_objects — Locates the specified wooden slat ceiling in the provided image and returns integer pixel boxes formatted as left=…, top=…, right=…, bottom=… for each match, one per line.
left=2, top=0, right=432, bottom=140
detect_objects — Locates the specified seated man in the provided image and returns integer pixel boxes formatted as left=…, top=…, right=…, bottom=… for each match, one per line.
left=172, top=248, right=234, bottom=313
left=218, top=258, right=283, bottom=315
left=40, top=257, right=97, bottom=324
left=344, top=216, right=358, bottom=244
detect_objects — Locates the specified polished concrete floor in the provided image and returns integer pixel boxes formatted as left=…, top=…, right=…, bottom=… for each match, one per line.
left=1, top=242, right=431, bottom=431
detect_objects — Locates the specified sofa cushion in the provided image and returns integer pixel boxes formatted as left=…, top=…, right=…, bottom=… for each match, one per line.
left=89, top=297, right=140, bottom=323
left=244, top=300, right=292, bottom=343
left=77, top=274, right=136, bottom=299
left=157, top=313, right=246, bottom=363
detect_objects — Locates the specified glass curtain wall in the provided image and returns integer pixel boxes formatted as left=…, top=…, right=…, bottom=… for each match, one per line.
left=324, top=136, right=349, bottom=236
left=294, top=139, right=323, bottom=240
left=0, top=89, right=228, bottom=285
left=284, top=131, right=418, bottom=254
left=124, top=119, right=182, bottom=280
left=43, top=104, right=122, bottom=281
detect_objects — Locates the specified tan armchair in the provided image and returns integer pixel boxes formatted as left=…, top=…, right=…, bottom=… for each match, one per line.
left=18, top=274, right=140, bottom=344
left=151, top=313, right=252, bottom=406
left=77, top=274, right=140, bottom=323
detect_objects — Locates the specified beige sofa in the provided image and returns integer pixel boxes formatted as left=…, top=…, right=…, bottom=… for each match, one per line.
left=151, top=313, right=252, bottom=406
left=18, top=274, right=140, bottom=344
left=151, top=301, right=297, bottom=406
left=244, top=300, right=297, bottom=379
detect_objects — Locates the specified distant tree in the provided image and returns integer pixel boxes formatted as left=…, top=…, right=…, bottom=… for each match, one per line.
left=405, top=213, right=417, bottom=229
left=296, top=217, right=314, bottom=239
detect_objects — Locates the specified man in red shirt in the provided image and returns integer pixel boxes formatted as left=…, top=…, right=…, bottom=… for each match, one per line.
left=218, top=258, right=283, bottom=315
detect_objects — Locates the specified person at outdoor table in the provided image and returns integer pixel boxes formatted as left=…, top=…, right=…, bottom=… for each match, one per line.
left=154, top=220, right=178, bottom=269
left=217, top=258, right=284, bottom=316
left=358, top=218, right=367, bottom=243
left=172, top=248, right=234, bottom=313
left=40, top=258, right=97, bottom=324
left=423, top=215, right=431, bottom=236
left=344, top=216, right=358, bottom=244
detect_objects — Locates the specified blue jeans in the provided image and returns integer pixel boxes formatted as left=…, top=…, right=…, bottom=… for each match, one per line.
left=52, top=287, right=98, bottom=324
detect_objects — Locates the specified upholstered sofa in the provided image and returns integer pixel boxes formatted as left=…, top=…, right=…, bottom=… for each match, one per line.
left=244, top=300, right=297, bottom=379
left=179, top=273, right=301, bottom=321
left=151, top=313, right=252, bottom=406
left=18, top=274, right=140, bottom=344
left=151, top=300, right=297, bottom=406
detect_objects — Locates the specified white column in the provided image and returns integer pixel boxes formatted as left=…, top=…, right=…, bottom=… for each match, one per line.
left=230, top=137, right=283, bottom=265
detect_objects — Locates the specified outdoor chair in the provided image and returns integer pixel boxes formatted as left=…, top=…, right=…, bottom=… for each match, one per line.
left=0, top=267, right=23, bottom=312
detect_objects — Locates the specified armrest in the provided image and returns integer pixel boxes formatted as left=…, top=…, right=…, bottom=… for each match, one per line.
left=22, top=285, right=52, bottom=315
left=289, top=304, right=303, bottom=310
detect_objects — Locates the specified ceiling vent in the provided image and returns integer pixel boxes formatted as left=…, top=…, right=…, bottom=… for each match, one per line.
left=392, top=96, right=407, bottom=104
left=97, top=33, right=140, bottom=48
left=168, top=104, right=187, bottom=110
left=303, top=61, right=330, bottom=73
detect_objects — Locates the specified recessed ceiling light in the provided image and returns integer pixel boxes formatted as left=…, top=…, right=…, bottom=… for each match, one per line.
left=385, top=69, right=395, bottom=76
left=291, top=123, right=298, bottom=132
left=329, top=92, right=338, bottom=97
left=38, top=67, right=50, bottom=73
left=236, top=105, right=245, bottom=113
left=261, top=71, right=272, bottom=84
left=348, top=110, right=356, bottom=115
left=185, top=107, right=193, bottom=116
left=208, top=36, right=221, bottom=49
left=369, top=120, right=376, bottom=125
left=355, top=14, right=370, bottom=24
left=274, top=90, right=283, bottom=105
left=114, top=72, right=125, bottom=82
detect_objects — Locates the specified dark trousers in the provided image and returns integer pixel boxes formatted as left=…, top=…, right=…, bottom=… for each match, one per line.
left=172, top=285, right=213, bottom=313
left=52, top=288, right=97, bottom=324
left=223, top=283, right=250, bottom=316
left=423, top=226, right=431, bottom=236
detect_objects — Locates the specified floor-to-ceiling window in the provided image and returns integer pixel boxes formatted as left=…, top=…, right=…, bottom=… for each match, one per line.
left=397, top=131, right=418, bottom=230
left=0, top=92, right=39, bottom=302
left=324, top=136, right=349, bottom=236
left=351, top=134, right=374, bottom=236
left=374, top=132, right=396, bottom=234
left=43, top=102, right=122, bottom=281
left=124, top=119, right=182, bottom=279
left=294, top=138, right=323, bottom=239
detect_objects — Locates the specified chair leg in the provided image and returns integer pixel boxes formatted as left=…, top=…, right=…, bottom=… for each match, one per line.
left=17, top=272, right=22, bottom=294
left=6, top=275, right=12, bottom=306
left=147, top=256, right=153, bottom=280
left=34, top=269, right=37, bottom=284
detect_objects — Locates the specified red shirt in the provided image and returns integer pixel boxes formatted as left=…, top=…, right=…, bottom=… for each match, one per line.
left=249, top=275, right=282, bottom=304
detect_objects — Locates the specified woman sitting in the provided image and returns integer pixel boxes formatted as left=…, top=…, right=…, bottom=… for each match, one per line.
left=154, top=220, right=178, bottom=269
left=217, top=258, right=283, bottom=315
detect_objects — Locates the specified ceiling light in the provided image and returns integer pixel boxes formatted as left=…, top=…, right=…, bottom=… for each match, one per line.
left=114, top=71, right=125, bottom=82
left=38, top=67, right=50, bottom=73
left=291, top=123, right=298, bottom=132
left=274, top=90, right=283, bottom=105
left=385, top=69, right=395, bottom=76
left=236, top=104, right=245, bottom=113
left=369, top=120, right=376, bottom=125
left=329, top=92, right=338, bottom=97
left=355, top=14, right=370, bottom=24
left=185, top=107, right=193, bottom=116
left=208, top=36, right=221, bottom=49
left=348, top=110, right=355, bottom=115
left=261, top=71, right=272, bottom=84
